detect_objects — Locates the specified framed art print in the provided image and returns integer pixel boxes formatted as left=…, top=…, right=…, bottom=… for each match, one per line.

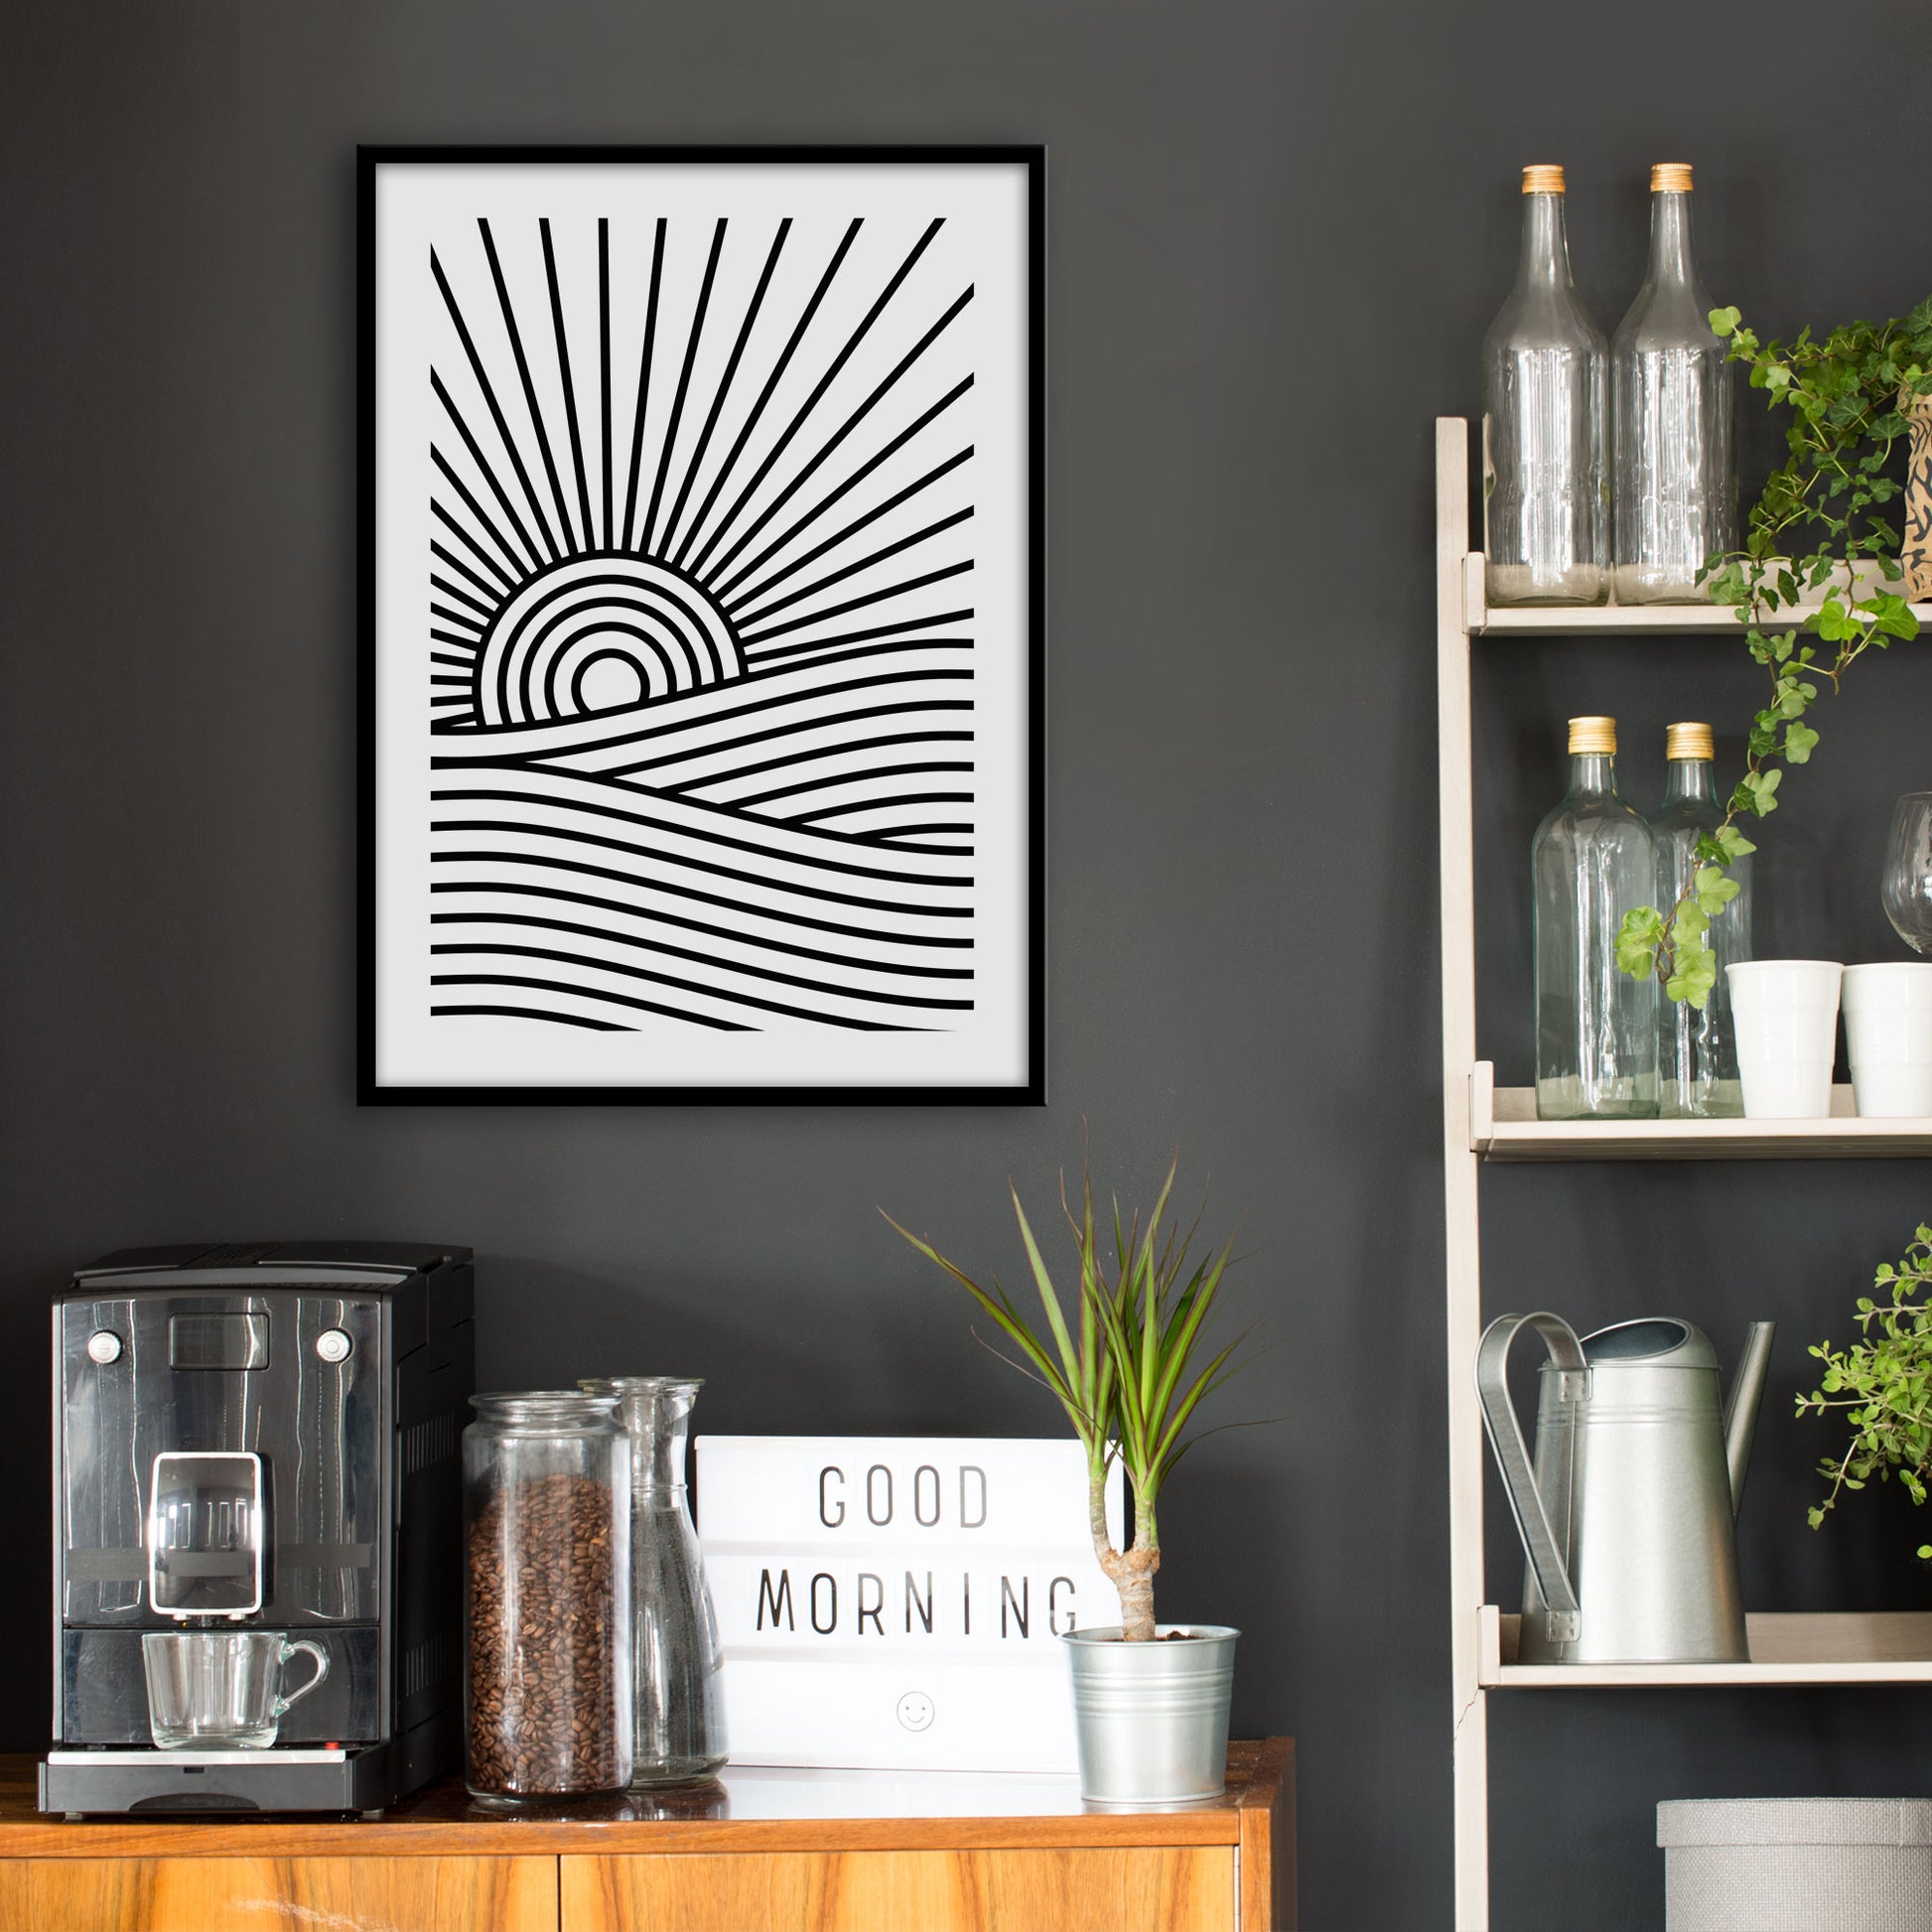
left=359, top=146, right=1043, bottom=1102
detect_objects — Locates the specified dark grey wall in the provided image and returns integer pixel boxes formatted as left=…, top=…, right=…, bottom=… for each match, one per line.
left=4, top=1, right=1932, bottom=1923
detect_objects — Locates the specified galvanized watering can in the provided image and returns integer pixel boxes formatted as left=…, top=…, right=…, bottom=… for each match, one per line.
left=1475, top=1313, right=1775, bottom=1665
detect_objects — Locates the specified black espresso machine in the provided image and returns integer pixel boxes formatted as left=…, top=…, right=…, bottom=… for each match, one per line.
left=42, top=1242, right=474, bottom=1815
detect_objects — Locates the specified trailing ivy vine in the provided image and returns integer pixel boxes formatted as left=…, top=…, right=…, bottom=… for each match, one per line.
left=1615, top=298, right=1932, bottom=1007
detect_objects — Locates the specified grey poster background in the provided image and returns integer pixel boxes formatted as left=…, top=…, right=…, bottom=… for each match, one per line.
left=3, top=2, right=1931, bottom=1922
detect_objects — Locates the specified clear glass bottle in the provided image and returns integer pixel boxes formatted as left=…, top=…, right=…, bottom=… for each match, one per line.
left=1611, top=165, right=1735, bottom=603
left=463, top=1392, right=632, bottom=1802
left=581, top=1377, right=728, bottom=1785
left=1533, top=716, right=1660, bottom=1119
left=1482, top=164, right=1609, bottom=606
left=1650, top=722, right=1750, bottom=1117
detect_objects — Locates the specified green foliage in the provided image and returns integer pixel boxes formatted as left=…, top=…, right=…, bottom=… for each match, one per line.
left=1797, top=1227, right=1932, bottom=1553
left=1615, top=905, right=1669, bottom=981
left=1084, top=1165, right=1249, bottom=1552
left=883, top=1154, right=1254, bottom=1621
left=884, top=1172, right=1119, bottom=1493
left=1616, top=298, right=1932, bottom=1005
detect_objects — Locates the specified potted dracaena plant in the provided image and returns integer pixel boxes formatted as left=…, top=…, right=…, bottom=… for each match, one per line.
left=885, top=1153, right=1255, bottom=1805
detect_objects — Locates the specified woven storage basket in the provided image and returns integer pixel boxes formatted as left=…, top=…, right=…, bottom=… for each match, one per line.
left=1659, top=1799, right=1932, bottom=1932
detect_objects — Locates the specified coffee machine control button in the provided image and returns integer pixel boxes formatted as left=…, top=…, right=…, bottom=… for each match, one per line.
left=315, top=1328, right=353, bottom=1364
left=85, top=1330, right=123, bottom=1365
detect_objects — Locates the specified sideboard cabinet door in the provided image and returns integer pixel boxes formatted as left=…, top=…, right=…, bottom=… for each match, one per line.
left=562, top=1848, right=1238, bottom=1932
left=0, top=1855, right=560, bottom=1931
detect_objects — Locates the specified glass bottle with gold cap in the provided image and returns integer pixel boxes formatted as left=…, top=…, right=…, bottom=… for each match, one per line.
left=1611, top=164, right=1736, bottom=603
left=1481, top=164, right=1608, bottom=606
left=1532, top=716, right=1659, bottom=1119
left=1650, top=721, right=1751, bottom=1117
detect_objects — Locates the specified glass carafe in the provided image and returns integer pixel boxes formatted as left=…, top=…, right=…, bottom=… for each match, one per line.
left=1533, top=716, right=1660, bottom=1119
left=581, top=1377, right=728, bottom=1785
left=1611, top=164, right=1735, bottom=603
left=1482, top=164, right=1609, bottom=606
left=1650, top=723, right=1750, bottom=1117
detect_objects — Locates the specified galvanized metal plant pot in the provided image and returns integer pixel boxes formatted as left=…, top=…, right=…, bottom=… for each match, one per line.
left=1061, top=1624, right=1239, bottom=1806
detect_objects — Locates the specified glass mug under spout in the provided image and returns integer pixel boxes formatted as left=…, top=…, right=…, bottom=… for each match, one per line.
left=142, top=1629, right=330, bottom=1749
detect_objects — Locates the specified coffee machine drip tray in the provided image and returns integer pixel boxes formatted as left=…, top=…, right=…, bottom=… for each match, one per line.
left=42, top=1743, right=410, bottom=1817
left=49, top=1748, right=348, bottom=1764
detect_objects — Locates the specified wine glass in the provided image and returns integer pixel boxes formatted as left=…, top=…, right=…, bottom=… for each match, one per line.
left=1882, top=793, right=1932, bottom=954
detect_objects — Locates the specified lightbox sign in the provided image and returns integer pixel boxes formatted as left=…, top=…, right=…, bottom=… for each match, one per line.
left=695, top=1437, right=1123, bottom=1772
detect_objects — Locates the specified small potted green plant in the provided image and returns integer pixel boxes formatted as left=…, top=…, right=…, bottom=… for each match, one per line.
left=885, top=1153, right=1254, bottom=1805
left=1798, top=1224, right=1932, bottom=1548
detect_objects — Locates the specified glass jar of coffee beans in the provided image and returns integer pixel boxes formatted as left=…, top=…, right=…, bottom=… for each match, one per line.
left=463, top=1392, right=632, bottom=1801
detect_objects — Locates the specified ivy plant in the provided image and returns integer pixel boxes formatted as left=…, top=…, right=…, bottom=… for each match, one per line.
left=1797, top=1226, right=1932, bottom=1555
left=1615, top=298, right=1932, bottom=1007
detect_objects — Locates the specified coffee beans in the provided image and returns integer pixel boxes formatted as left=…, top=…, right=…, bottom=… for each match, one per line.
left=466, top=1470, right=626, bottom=1796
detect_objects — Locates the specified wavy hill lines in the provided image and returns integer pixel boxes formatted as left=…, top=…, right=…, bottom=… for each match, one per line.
left=428, top=774, right=974, bottom=1033
left=431, top=645, right=976, bottom=850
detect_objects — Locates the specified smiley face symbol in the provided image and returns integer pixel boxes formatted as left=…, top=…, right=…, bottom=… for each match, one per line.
left=896, top=1692, right=935, bottom=1732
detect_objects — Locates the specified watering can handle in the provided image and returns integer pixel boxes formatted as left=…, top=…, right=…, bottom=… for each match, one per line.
left=1475, top=1311, right=1587, bottom=1643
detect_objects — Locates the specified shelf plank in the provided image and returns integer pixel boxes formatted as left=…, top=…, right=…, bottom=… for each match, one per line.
left=1478, top=601, right=1932, bottom=637
left=1471, top=1069, right=1932, bottom=1161
left=1481, top=602, right=1758, bottom=636
left=1462, top=553, right=1932, bottom=638
left=1481, top=1607, right=1932, bottom=1688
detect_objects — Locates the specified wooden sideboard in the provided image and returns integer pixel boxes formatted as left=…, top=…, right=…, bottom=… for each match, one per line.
left=0, top=1739, right=1294, bottom=1932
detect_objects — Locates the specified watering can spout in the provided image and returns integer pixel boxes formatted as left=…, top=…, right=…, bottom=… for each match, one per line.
left=1724, top=1321, right=1776, bottom=1518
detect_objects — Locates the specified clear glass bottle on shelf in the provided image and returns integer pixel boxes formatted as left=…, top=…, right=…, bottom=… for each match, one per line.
left=1611, top=164, right=1735, bottom=603
left=463, top=1392, right=632, bottom=1803
left=580, top=1376, right=728, bottom=1786
left=1650, top=722, right=1750, bottom=1118
left=1482, top=164, right=1608, bottom=606
left=1533, top=716, right=1660, bottom=1120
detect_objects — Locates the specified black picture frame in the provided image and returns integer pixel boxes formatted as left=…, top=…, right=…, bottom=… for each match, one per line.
left=358, top=145, right=1045, bottom=1104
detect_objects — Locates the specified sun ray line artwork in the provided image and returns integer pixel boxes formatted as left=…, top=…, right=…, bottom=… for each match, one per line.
left=362, top=147, right=1041, bottom=1102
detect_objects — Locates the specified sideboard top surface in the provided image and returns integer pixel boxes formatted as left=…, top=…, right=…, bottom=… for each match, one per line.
left=0, top=1739, right=1293, bottom=1859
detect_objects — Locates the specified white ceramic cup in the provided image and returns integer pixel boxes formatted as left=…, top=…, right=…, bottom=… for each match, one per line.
left=1725, top=960, right=1845, bottom=1119
left=1842, top=963, right=1932, bottom=1118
